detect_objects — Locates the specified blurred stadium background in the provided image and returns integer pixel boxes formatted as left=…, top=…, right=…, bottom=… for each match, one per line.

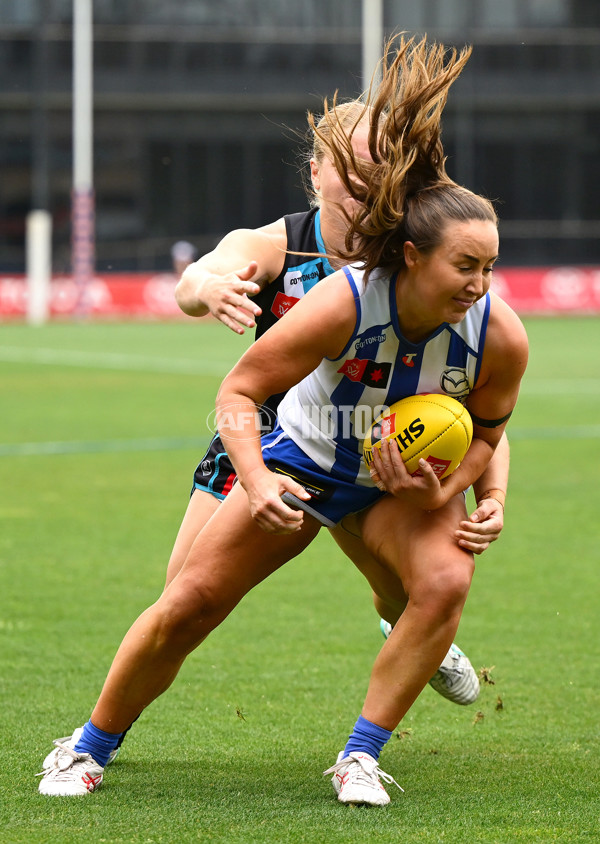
left=1, top=0, right=600, bottom=318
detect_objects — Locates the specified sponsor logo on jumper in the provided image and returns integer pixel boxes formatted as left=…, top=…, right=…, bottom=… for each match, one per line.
left=285, top=267, right=320, bottom=286
left=271, top=291, right=300, bottom=319
left=337, top=357, right=392, bottom=388
left=440, top=367, right=470, bottom=397
left=402, top=353, right=417, bottom=367
left=355, top=333, right=386, bottom=350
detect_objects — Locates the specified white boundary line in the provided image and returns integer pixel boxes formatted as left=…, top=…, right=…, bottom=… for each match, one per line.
left=0, top=346, right=235, bottom=376
left=0, top=437, right=209, bottom=457
left=1, top=346, right=599, bottom=392
left=0, top=346, right=600, bottom=397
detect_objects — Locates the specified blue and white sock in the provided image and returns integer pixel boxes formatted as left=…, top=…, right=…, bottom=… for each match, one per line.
left=73, top=719, right=122, bottom=768
left=343, top=714, right=392, bottom=761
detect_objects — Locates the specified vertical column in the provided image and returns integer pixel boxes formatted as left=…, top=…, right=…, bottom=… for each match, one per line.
left=26, top=210, right=52, bottom=325
left=362, top=0, right=384, bottom=93
left=72, top=0, right=95, bottom=312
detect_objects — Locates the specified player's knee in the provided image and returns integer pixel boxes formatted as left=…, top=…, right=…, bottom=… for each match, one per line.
left=155, top=581, right=228, bottom=649
left=413, top=558, right=474, bottom=617
left=438, top=564, right=473, bottom=608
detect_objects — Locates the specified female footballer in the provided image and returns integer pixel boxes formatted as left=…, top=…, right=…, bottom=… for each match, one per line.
left=38, top=36, right=526, bottom=806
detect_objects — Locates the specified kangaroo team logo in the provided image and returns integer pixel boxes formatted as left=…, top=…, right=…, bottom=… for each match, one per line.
left=440, top=367, right=470, bottom=397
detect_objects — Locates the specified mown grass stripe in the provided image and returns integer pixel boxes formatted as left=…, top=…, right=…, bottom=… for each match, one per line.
left=0, top=437, right=209, bottom=457
left=0, top=346, right=234, bottom=376
left=0, top=425, right=599, bottom=458
left=1, top=346, right=600, bottom=394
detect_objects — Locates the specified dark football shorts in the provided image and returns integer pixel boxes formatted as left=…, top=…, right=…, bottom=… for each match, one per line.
left=193, top=424, right=383, bottom=527
left=192, top=432, right=237, bottom=500
left=260, top=424, right=383, bottom=526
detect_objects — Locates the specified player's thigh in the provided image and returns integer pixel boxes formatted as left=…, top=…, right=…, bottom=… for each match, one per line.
left=329, top=519, right=409, bottom=611
left=166, top=489, right=220, bottom=587
left=357, top=493, right=474, bottom=600
left=172, top=482, right=321, bottom=615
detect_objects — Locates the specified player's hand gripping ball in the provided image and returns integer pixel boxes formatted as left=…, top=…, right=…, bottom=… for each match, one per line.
left=363, top=394, right=473, bottom=480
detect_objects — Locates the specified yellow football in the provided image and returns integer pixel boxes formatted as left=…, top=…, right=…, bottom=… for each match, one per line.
left=363, top=394, right=473, bottom=480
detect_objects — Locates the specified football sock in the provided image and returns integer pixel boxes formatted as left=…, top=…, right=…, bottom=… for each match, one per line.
left=343, top=714, right=392, bottom=761
left=115, top=713, right=140, bottom=749
left=73, top=719, right=123, bottom=768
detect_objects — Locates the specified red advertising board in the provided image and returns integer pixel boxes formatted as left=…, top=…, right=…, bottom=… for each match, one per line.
left=0, top=273, right=188, bottom=320
left=1, top=267, right=600, bottom=319
left=491, top=267, right=600, bottom=314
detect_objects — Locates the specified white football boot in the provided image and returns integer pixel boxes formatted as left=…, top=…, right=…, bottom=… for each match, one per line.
left=380, top=619, right=480, bottom=705
left=41, top=725, right=120, bottom=771
left=38, top=742, right=104, bottom=796
left=324, top=751, right=404, bottom=806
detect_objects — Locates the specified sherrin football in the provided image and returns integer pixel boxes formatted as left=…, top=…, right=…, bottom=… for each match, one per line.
left=363, top=394, right=473, bottom=480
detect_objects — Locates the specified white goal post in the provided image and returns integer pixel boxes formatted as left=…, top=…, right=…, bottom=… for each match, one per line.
left=26, top=209, right=52, bottom=326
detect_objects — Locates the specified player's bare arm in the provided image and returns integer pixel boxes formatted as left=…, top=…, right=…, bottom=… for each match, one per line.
left=467, top=294, right=529, bottom=426
left=216, top=271, right=357, bottom=531
left=175, top=219, right=288, bottom=332
left=456, top=431, right=510, bottom=553
left=369, top=425, right=500, bottom=512
left=373, top=427, right=511, bottom=550
left=370, top=296, right=528, bottom=513
left=443, top=301, right=525, bottom=492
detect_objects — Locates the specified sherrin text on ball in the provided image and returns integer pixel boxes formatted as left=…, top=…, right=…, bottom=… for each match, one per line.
left=363, top=394, right=473, bottom=480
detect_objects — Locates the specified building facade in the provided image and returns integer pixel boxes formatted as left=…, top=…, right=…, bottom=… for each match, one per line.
left=1, top=0, right=599, bottom=271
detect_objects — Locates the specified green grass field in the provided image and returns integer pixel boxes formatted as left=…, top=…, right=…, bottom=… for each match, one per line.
left=0, top=317, right=598, bottom=843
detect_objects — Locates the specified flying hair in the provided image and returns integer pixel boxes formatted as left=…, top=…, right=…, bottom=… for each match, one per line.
left=307, top=34, right=497, bottom=278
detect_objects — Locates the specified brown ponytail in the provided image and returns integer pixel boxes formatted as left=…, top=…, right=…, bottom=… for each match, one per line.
left=308, top=34, right=497, bottom=277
